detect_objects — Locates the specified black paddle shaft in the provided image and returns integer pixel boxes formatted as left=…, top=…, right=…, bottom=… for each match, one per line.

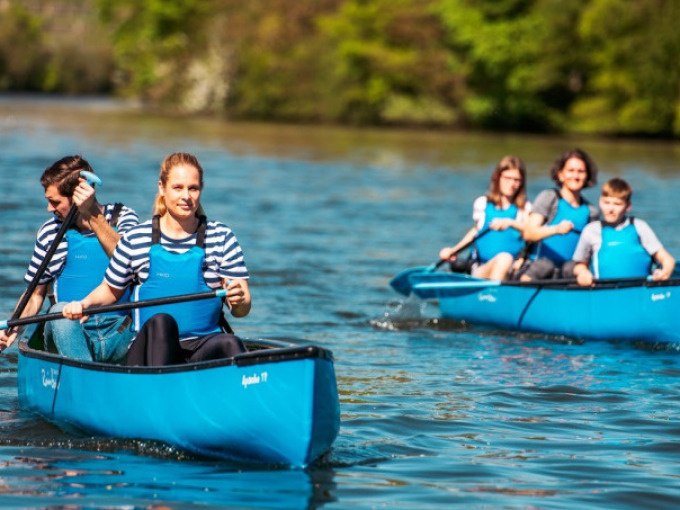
left=440, top=227, right=492, bottom=266
left=11, top=205, right=79, bottom=321
left=2, top=289, right=225, bottom=330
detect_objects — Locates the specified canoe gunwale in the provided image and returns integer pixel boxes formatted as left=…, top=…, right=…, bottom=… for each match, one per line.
left=410, top=274, right=680, bottom=294
left=500, top=276, right=680, bottom=291
left=18, top=338, right=334, bottom=375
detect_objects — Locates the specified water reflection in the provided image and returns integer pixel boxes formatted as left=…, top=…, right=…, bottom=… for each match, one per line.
left=0, top=446, right=338, bottom=508
left=2, top=97, right=680, bottom=508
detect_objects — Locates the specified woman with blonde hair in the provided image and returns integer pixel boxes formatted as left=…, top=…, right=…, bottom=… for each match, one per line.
left=439, top=155, right=531, bottom=281
left=62, top=152, right=250, bottom=365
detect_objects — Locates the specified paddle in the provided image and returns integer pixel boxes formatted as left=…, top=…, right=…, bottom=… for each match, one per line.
left=412, top=279, right=501, bottom=298
left=0, top=289, right=227, bottom=331
left=10, top=171, right=102, bottom=322
left=409, top=274, right=669, bottom=300
left=390, top=228, right=491, bottom=296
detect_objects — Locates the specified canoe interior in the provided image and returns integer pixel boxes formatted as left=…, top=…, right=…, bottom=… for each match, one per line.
left=22, top=324, right=334, bottom=374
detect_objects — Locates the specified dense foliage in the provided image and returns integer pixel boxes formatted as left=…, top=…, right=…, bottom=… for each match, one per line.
left=1, top=0, right=678, bottom=136
left=0, top=1, right=114, bottom=93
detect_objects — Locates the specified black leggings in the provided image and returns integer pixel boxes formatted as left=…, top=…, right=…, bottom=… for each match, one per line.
left=125, top=313, right=246, bottom=366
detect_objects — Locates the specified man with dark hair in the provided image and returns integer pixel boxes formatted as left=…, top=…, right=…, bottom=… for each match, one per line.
left=0, top=155, right=139, bottom=362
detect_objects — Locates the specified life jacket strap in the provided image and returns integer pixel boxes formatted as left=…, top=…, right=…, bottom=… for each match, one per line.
left=151, top=214, right=207, bottom=246
left=110, top=202, right=123, bottom=227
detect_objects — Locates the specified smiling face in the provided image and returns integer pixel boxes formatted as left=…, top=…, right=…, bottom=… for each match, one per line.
left=599, top=195, right=630, bottom=224
left=44, top=184, right=73, bottom=221
left=158, top=164, right=202, bottom=221
left=557, top=157, right=588, bottom=193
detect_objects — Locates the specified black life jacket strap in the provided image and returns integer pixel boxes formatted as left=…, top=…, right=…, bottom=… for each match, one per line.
left=219, top=314, right=235, bottom=334
left=151, top=214, right=207, bottom=247
left=151, top=214, right=161, bottom=244
left=109, top=202, right=124, bottom=227
left=195, top=215, right=207, bottom=247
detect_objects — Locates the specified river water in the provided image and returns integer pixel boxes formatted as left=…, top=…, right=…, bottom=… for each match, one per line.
left=1, top=96, right=680, bottom=508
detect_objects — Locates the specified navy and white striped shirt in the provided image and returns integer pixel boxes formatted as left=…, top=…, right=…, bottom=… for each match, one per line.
left=105, top=219, right=249, bottom=290
left=24, top=204, right=139, bottom=285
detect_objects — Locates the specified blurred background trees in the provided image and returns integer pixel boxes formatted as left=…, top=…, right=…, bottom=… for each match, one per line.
left=1, top=0, right=678, bottom=137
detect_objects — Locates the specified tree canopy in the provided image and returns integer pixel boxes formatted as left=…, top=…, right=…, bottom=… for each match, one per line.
left=1, top=0, right=678, bottom=137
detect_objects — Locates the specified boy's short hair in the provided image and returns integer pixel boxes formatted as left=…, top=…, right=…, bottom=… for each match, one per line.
left=601, top=177, right=632, bottom=204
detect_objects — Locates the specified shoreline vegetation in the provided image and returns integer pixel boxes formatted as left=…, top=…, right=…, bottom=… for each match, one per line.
left=1, top=0, right=679, bottom=139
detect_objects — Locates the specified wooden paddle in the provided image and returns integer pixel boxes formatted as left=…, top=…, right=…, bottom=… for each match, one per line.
left=390, top=228, right=491, bottom=296
left=0, top=289, right=227, bottom=331
left=10, top=171, right=102, bottom=321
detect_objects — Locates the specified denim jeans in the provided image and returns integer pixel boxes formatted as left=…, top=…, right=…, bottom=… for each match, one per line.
left=43, top=303, right=134, bottom=363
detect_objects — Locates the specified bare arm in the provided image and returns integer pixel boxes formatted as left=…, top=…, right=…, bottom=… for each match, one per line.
left=224, top=278, right=251, bottom=318
left=86, top=212, right=121, bottom=257
left=439, top=226, right=478, bottom=261
left=652, top=248, right=675, bottom=281
left=62, top=281, right=125, bottom=321
left=572, top=262, right=594, bottom=287
left=490, top=216, right=526, bottom=233
left=0, top=284, right=48, bottom=350
left=72, top=181, right=120, bottom=257
left=522, top=212, right=573, bottom=243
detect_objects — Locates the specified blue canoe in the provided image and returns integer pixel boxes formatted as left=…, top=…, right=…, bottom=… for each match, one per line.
left=391, top=269, right=680, bottom=343
left=18, top=331, right=340, bottom=467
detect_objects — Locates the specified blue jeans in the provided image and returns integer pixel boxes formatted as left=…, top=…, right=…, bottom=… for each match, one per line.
left=43, top=303, right=134, bottom=363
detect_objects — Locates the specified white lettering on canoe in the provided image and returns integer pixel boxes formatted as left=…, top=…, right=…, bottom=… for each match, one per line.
left=41, top=368, right=59, bottom=389
left=651, top=292, right=671, bottom=302
left=242, top=371, right=269, bottom=388
left=478, top=293, right=497, bottom=303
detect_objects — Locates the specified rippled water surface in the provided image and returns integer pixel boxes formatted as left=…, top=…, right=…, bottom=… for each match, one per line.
left=1, top=96, right=680, bottom=508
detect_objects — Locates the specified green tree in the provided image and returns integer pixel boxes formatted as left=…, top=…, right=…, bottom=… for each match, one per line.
left=437, top=0, right=590, bottom=131
left=572, top=0, right=680, bottom=136
left=97, top=0, right=222, bottom=109
left=315, top=0, right=460, bottom=125
left=0, top=3, right=45, bottom=90
left=226, top=0, right=341, bottom=121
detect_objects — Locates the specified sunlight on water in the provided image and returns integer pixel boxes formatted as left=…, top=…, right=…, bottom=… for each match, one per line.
left=1, top=97, right=680, bottom=508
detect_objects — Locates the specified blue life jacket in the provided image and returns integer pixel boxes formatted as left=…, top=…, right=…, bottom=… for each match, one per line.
left=475, top=201, right=524, bottom=263
left=54, top=203, right=129, bottom=316
left=534, top=192, right=591, bottom=265
left=134, top=216, right=222, bottom=339
left=593, top=218, right=652, bottom=279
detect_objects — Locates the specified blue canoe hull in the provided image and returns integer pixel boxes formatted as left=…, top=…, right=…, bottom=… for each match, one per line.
left=18, top=337, right=340, bottom=467
left=408, top=272, right=680, bottom=342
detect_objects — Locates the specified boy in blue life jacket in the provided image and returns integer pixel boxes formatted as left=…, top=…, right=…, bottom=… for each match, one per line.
left=571, top=177, right=675, bottom=286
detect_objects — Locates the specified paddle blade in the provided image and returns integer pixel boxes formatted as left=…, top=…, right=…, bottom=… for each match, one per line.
left=412, top=280, right=501, bottom=299
left=389, top=266, right=432, bottom=295
left=80, top=170, right=102, bottom=186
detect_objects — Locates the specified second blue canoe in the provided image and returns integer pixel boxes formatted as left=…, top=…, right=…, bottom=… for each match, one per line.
left=394, top=270, right=680, bottom=343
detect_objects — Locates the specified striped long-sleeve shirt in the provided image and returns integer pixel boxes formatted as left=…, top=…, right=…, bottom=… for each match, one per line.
left=105, top=219, right=249, bottom=290
left=24, top=204, right=139, bottom=285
